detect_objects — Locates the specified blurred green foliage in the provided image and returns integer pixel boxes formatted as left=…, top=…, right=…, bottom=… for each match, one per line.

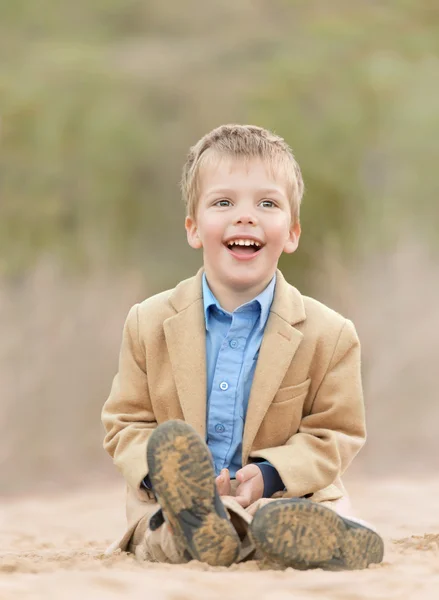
left=1, top=1, right=438, bottom=289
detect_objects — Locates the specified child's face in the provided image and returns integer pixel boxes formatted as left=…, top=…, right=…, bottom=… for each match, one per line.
left=185, top=156, right=300, bottom=295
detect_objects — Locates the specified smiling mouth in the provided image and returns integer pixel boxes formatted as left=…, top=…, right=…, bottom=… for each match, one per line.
left=224, top=240, right=263, bottom=255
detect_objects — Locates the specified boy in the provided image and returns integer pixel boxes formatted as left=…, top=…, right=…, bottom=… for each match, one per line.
left=102, top=124, right=384, bottom=569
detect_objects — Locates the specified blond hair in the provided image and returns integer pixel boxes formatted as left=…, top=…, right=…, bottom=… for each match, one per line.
left=181, top=124, right=304, bottom=224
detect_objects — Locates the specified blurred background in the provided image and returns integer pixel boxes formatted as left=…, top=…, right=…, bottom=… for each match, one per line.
left=1, top=0, right=438, bottom=494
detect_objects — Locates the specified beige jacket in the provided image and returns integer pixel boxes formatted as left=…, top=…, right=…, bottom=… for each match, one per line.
left=102, top=269, right=366, bottom=549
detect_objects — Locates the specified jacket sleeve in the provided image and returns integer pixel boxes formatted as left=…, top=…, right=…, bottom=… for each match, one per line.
left=249, top=319, right=366, bottom=498
left=101, top=304, right=157, bottom=497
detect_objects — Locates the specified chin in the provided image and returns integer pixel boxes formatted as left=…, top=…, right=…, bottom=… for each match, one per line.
left=224, top=272, right=263, bottom=290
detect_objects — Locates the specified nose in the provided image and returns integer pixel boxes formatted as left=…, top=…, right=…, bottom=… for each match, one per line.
left=234, top=212, right=258, bottom=226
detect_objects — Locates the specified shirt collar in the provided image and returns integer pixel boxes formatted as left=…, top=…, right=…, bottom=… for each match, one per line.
left=202, top=273, right=276, bottom=332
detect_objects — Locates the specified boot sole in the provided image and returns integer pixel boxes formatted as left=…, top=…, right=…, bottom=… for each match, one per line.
left=250, top=499, right=384, bottom=570
left=147, top=420, right=240, bottom=566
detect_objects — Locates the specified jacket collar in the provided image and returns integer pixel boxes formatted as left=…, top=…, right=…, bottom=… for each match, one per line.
left=169, top=267, right=306, bottom=327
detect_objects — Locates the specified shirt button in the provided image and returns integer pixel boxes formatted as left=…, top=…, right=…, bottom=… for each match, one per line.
left=219, top=381, right=229, bottom=391
left=215, top=423, right=225, bottom=433
left=229, top=339, right=239, bottom=349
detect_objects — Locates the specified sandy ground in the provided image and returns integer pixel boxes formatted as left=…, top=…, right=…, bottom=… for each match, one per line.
left=1, top=477, right=439, bottom=600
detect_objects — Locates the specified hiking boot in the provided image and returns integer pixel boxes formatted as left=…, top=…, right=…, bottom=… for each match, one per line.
left=146, top=420, right=240, bottom=566
left=250, top=498, right=384, bottom=570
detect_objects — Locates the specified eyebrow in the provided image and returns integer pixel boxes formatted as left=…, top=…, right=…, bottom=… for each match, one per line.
left=258, top=188, right=286, bottom=197
left=205, top=187, right=285, bottom=198
left=205, top=189, right=235, bottom=197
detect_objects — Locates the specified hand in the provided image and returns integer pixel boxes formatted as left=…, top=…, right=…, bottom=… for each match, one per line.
left=215, top=468, right=232, bottom=496
left=235, top=464, right=264, bottom=508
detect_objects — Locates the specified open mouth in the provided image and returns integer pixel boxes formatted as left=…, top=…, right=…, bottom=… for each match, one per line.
left=224, top=239, right=264, bottom=256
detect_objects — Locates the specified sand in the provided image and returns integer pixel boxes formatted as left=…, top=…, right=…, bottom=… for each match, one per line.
left=1, top=477, right=439, bottom=600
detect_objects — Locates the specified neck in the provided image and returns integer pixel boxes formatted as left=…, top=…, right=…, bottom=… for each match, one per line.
left=204, top=271, right=275, bottom=312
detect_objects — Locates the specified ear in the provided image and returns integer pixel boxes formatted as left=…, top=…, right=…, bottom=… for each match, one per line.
left=283, top=221, right=301, bottom=254
left=185, top=216, right=203, bottom=249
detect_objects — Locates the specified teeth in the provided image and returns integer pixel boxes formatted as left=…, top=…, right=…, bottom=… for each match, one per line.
left=227, top=239, right=261, bottom=247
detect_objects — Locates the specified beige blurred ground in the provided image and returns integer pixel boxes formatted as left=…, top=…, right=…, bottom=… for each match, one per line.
left=1, top=475, right=439, bottom=600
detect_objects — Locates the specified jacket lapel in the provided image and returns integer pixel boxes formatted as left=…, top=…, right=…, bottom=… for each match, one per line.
left=242, top=270, right=306, bottom=463
left=164, top=269, right=207, bottom=439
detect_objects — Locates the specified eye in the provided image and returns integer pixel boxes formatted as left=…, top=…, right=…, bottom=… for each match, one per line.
left=215, top=199, right=232, bottom=207
left=260, top=200, right=276, bottom=208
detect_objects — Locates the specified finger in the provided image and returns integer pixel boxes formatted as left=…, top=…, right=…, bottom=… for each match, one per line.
left=220, top=469, right=232, bottom=495
left=236, top=464, right=259, bottom=483
left=216, top=470, right=232, bottom=496
left=235, top=481, right=252, bottom=508
left=234, top=494, right=250, bottom=508
left=221, top=468, right=230, bottom=483
left=215, top=474, right=228, bottom=496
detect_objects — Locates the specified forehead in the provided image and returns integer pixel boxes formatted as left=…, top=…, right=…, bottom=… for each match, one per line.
left=198, top=154, right=289, bottom=196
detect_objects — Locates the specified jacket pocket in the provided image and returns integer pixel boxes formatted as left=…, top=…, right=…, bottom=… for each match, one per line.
left=253, top=379, right=312, bottom=448
left=272, top=378, right=311, bottom=404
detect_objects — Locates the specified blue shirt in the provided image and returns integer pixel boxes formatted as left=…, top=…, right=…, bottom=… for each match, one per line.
left=203, top=273, right=275, bottom=477
left=202, top=274, right=284, bottom=498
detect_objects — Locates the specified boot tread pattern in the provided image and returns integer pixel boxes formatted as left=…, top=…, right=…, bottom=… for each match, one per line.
left=251, top=499, right=384, bottom=570
left=147, top=420, right=240, bottom=566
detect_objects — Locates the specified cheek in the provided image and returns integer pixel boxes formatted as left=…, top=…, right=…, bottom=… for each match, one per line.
left=197, top=229, right=224, bottom=256
left=267, top=218, right=291, bottom=247
left=199, top=217, right=224, bottom=245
